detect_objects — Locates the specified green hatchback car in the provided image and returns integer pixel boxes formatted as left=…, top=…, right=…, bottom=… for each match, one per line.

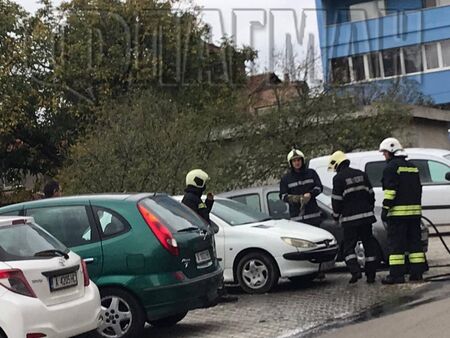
left=0, top=194, right=222, bottom=338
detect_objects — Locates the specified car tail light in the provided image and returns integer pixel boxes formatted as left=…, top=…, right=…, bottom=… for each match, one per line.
left=138, top=204, right=179, bottom=256
left=0, top=269, right=36, bottom=298
left=27, top=333, right=47, bottom=338
left=81, top=260, right=90, bottom=287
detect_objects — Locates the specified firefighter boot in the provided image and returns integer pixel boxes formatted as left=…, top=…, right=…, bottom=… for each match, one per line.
left=381, top=275, right=405, bottom=285
left=349, top=272, right=362, bottom=284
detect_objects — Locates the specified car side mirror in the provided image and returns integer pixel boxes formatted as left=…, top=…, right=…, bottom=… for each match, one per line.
left=446, top=172, right=450, bottom=181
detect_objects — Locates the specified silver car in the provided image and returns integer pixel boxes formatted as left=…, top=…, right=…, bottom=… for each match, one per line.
left=219, top=185, right=429, bottom=265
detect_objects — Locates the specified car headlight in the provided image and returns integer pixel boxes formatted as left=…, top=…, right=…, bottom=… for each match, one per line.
left=281, top=237, right=317, bottom=249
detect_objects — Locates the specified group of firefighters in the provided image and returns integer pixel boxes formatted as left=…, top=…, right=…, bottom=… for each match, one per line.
left=184, top=136, right=426, bottom=287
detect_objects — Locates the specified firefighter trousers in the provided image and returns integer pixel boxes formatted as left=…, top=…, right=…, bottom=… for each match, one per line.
left=342, top=224, right=378, bottom=279
left=387, top=217, right=426, bottom=279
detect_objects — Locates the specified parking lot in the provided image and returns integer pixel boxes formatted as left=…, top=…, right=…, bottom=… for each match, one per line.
left=146, top=236, right=450, bottom=338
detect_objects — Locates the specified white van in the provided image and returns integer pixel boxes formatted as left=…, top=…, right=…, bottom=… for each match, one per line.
left=309, top=148, right=450, bottom=226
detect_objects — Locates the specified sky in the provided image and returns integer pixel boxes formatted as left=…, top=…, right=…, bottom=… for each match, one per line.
left=14, top=0, right=321, bottom=81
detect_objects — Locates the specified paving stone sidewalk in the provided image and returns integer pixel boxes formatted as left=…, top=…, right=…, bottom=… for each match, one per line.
left=144, top=236, right=450, bottom=338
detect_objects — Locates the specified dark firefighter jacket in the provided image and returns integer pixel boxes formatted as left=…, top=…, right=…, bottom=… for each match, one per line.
left=331, top=162, right=377, bottom=227
left=279, top=167, right=323, bottom=221
left=382, top=156, right=422, bottom=219
left=182, top=185, right=214, bottom=224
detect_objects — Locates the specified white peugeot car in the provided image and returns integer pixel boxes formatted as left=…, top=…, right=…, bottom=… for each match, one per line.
left=174, top=197, right=337, bottom=294
left=0, top=216, right=102, bottom=338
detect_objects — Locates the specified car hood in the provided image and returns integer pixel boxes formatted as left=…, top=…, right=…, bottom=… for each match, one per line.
left=238, top=219, right=335, bottom=243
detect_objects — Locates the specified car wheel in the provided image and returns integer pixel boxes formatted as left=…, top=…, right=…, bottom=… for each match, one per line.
left=148, top=311, right=188, bottom=327
left=96, top=287, right=145, bottom=338
left=236, top=252, right=279, bottom=294
left=0, top=330, right=6, bottom=338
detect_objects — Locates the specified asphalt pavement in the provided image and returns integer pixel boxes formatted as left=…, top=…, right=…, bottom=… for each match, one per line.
left=143, top=235, right=450, bottom=338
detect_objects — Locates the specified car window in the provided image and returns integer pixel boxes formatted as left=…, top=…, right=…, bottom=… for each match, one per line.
left=365, top=161, right=386, bottom=187
left=0, top=210, right=21, bottom=216
left=410, top=160, right=450, bottom=184
left=229, top=194, right=261, bottom=212
left=26, top=206, right=95, bottom=248
left=212, top=199, right=271, bottom=226
left=266, top=192, right=289, bottom=219
left=93, top=207, right=128, bottom=237
left=0, top=222, right=67, bottom=261
left=139, top=196, right=209, bottom=232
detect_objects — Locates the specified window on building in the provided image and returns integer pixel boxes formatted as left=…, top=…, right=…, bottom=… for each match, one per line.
left=403, top=45, right=423, bottom=74
left=382, top=48, right=402, bottom=77
left=368, top=52, right=382, bottom=78
left=424, top=43, right=439, bottom=69
left=351, top=55, right=366, bottom=81
left=349, top=1, right=386, bottom=22
left=331, top=57, right=351, bottom=84
left=424, top=0, right=437, bottom=7
left=441, top=39, right=450, bottom=67
left=424, top=0, right=450, bottom=7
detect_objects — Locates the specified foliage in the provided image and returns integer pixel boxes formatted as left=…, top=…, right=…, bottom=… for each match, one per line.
left=215, top=90, right=412, bottom=190
left=59, top=89, right=248, bottom=195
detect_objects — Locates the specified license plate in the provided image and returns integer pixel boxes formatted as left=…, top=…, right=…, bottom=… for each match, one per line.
left=195, top=249, right=211, bottom=264
left=50, top=272, right=78, bottom=291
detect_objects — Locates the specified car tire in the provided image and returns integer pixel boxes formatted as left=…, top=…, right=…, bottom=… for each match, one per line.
left=96, top=287, right=145, bottom=338
left=0, top=329, right=6, bottom=338
left=236, top=251, right=279, bottom=294
left=148, top=311, right=188, bottom=327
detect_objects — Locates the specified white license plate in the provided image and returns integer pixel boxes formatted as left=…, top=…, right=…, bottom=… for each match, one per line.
left=195, top=250, right=211, bottom=264
left=50, top=272, right=78, bottom=291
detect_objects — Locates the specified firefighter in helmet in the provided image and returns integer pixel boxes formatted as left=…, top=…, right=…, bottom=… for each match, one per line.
left=279, top=149, right=323, bottom=226
left=329, top=151, right=378, bottom=284
left=379, top=138, right=426, bottom=284
left=182, top=169, right=237, bottom=302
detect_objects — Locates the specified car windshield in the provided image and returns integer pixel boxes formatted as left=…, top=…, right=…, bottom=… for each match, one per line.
left=212, top=199, right=272, bottom=226
left=0, top=222, right=68, bottom=261
left=315, top=186, right=332, bottom=209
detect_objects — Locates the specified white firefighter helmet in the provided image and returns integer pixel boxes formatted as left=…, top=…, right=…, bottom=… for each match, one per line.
left=287, top=149, right=305, bottom=166
left=328, top=150, right=349, bottom=172
left=379, top=137, right=406, bottom=156
left=186, top=169, right=210, bottom=188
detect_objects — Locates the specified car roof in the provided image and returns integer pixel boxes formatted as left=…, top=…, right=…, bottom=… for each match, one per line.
left=0, top=216, right=34, bottom=227
left=309, top=148, right=450, bottom=163
left=0, top=193, right=161, bottom=211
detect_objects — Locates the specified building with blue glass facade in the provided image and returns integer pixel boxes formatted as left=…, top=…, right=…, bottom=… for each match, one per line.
left=315, top=0, right=450, bottom=106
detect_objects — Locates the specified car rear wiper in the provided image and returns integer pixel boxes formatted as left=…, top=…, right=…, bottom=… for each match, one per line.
left=34, top=249, right=69, bottom=259
left=177, top=226, right=200, bottom=233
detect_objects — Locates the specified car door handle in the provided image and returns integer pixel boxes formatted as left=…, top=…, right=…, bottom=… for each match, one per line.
left=84, top=258, right=95, bottom=264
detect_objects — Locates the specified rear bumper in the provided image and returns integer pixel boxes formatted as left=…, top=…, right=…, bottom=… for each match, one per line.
left=0, top=283, right=101, bottom=338
left=143, top=268, right=222, bottom=321
left=283, top=245, right=339, bottom=263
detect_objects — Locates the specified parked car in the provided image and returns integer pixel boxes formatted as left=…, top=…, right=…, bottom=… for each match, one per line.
left=0, top=194, right=222, bottom=338
left=218, top=185, right=429, bottom=265
left=173, top=196, right=338, bottom=294
left=0, top=216, right=101, bottom=338
left=308, top=148, right=450, bottom=226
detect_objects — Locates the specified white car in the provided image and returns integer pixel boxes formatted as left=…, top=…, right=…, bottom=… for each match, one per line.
left=174, top=197, right=338, bottom=294
left=309, top=148, right=450, bottom=225
left=0, top=216, right=102, bottom=338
